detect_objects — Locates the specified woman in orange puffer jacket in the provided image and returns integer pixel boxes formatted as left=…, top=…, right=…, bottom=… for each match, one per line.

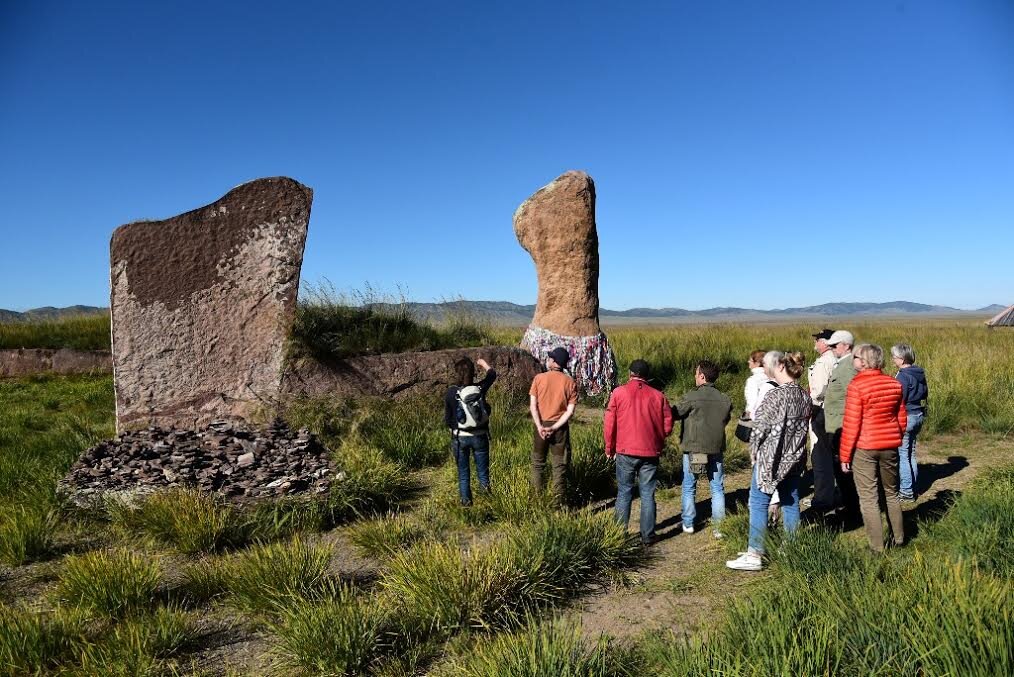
left=839, top=343, right=908, bottom=552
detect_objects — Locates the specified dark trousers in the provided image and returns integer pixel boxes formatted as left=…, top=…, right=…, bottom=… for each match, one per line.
left=531, top=421, right=570, bottom=501
left=810, top=407, right=836, bottom=510
left=828, top=429, right=860, bottom=518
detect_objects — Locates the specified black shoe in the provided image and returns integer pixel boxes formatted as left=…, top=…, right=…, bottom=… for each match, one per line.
left=461, top=498, right=473, bottom=507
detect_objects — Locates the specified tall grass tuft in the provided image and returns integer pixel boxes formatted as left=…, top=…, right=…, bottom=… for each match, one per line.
left=78, top=604, right=197, bottom=676
left=289, top=282, right=492, bottom=362
left=923, top=463, right=1014, bottom=578
left=446, top=618, right=641, bottom=677
left=108, top=488, right=240, bottom=554
left=217, top=538, right=334, bottom=614
left=0, top=604, right=89, bottom=676
left=269, top=581, right=389, bottom=676
left=383, top=511, right=644, bottom=638
left=58, top=549, right=162, bottom=618
left=0, top=505, right=57, bottom=566
left=327, top=444, right=416, bottom=520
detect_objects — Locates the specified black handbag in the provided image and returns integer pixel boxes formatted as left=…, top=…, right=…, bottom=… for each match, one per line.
left=735, top=415, right=753, bottom=443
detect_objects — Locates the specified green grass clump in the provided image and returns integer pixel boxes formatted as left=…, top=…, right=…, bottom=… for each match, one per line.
left=0, top=314, right=110, bottom=351
left=0, top=604, right=89, bottom=676
left=57, top=549, right=162, bottom=618
left=328, top=444, right=416, bottom=520
left=78, top=605, right=197, bottom=676
left=383, top=511, right=643, bottom=638
left=0, top=505, right=57, bottom=566
left=269, top=581, right=389, bottom=676
left=289, top=283, right=492, bottom=362
left=217, top=538, right=334, bottom=614
left=350, top=512, right=434, bottom=558
left=446, top=618, right=640, bottom=677
left=924, top=464, right=1014, bottom=578
left=108, top=488, right=240, bottom=554
left=356, top=397, right=451, bottom=468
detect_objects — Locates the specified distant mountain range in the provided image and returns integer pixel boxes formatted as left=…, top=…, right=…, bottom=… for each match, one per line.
left=0, top=305, right=107, bottom=323
left=383, top=300, right=1007, bottom=325
left=0, top=302, right=1005, bottom=326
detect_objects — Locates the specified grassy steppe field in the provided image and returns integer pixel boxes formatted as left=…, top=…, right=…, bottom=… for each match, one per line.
left=1, top=318, right=1012, bottom=675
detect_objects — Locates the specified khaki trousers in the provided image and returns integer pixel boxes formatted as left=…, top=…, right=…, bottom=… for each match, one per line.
left=852, top=448, right=905, bottom=552
left=531, top=421, right=570, bottom=501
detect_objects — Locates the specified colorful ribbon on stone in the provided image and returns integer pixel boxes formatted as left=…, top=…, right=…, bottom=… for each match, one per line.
left=520, top=324, right=618, bottom=396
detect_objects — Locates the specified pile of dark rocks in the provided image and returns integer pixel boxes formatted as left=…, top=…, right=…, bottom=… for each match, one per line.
left=60, top=418, right=333, bottom=505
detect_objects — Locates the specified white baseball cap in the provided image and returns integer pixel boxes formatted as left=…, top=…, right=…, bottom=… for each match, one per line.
left=827, top=330, right=854, bottom=346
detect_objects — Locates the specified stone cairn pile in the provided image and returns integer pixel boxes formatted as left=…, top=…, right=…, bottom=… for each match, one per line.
left=60, top=419, right=333, bottom=504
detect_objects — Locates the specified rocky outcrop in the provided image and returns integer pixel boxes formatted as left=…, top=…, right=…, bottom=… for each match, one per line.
left=513, top=171, right=617, bottom=395
left=110, top=177, right=311, bottom=431
left=59, top=419, right=332, bottom=506
left=282, top=346, right=541, bottom=403
left=514, top=170, right=601, bottom=337
left=0, top=348, right=112, bottom=378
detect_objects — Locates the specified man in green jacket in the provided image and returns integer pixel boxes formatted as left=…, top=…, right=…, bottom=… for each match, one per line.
left=673, top=361, right=733, bottom=537
left=822, top=330, right=859, bottom=519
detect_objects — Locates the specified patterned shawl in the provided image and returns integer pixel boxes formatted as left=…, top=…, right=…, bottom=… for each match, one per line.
left=750, top=382, right=812, bottom=494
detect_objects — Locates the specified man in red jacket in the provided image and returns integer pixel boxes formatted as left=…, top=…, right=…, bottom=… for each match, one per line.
left=604, top=359, right=674, bottom=545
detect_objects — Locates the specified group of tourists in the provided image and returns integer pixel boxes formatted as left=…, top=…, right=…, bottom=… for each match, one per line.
left=445, top=329, right=929, bottom=570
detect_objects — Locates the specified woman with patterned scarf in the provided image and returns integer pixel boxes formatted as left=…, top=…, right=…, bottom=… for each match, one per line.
left=727, top=351, right=812, bottom=572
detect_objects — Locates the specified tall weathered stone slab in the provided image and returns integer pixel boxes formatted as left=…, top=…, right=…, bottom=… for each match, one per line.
left=110, top=177, right=311, bottom=430
left=514, top=170, right=617, bottom=395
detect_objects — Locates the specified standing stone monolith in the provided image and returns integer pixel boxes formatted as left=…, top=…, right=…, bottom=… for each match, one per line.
left=514, top=170, right=617, bottom=395
left=110, top=177, right=311, bottom=430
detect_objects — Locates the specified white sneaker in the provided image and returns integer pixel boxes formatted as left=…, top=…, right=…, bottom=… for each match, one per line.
left=726, top=552, right=763, bottom=571
left=683, top=525, right=695, bottom=534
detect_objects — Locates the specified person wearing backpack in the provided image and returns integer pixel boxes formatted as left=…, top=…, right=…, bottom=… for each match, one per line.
left=444, top=356, right=497, bottom=506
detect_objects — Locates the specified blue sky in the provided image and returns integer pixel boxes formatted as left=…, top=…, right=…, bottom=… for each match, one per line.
left=2, top=1, right=1012, bottom=311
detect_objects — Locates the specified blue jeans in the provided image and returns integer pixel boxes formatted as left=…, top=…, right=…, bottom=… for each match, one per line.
left=898, top=410, right=924, bottom=498
left=614, top=454, right=659, bottom=543
left=748, top=466, right=800, bottom=554
left=682, top=454, right=725, bottom=530
left=452, top=434, right=490, bottom=502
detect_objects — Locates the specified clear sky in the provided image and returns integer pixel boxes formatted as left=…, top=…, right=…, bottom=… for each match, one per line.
left=2, top=1, right=1012, bottom=312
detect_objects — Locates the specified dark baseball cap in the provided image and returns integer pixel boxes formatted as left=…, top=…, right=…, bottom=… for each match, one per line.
left=629, top=359, right=650, bottom=377
left=548, top=347, right=570, bottom=368
left=811, top=328, right=835, bottom=340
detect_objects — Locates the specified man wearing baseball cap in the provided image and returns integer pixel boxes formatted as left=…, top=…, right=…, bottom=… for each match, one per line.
left=807, top=328, right=838, bottom=513
left=529, top=347, right=578, bottom=504
left=823, top=330, right=860, bottom=520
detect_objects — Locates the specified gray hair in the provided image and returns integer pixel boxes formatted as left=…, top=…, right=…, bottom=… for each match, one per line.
left=891, top=343, right=916, bottom=365
left=762, top=350, right=784, bottom=376
left=854, top=343, right=885, bottom=370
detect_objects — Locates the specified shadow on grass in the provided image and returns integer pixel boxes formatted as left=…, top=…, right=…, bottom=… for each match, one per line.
left=916, top=455, right=969, bottom=495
